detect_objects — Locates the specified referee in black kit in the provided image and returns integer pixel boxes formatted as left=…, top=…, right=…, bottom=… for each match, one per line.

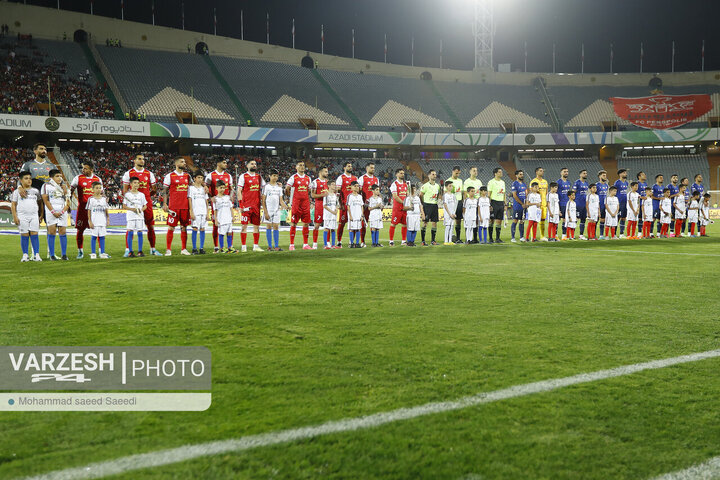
left=487, top=167, right=507, bottom=243
left=420, top=169, right=441, bottom=245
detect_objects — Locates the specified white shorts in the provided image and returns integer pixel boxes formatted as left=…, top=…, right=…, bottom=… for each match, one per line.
left=687, top=213, right=698, bottom=224
left=661, top=216, right=671, bottom=225
left=699, top=218, right=708, bottom=226
left=369, top=218, right=383, bottom=230
left=349, top=219, right=362, bottom=231
left=323, top=218, right=337, bottom=230
left=675, top=212, right=686, bottom=220
left=479, top=217, right=489, bottom=228
left=91, top=226, right=107, bottom=237
left=605, top=215, right=618, bottom=227
left=643, top=215, right=653, bottom=223
left=444, top=217, right=455, bottom=228
left=265, top=209, right=281, bottom=225
left=406, top=215, right=421, bottom=231
left=192, top=214, right=207, bottom=230
left=627, top=207, right=639, bottom=221
left=126, top=218, right=145, bottom=232
left=565, top=220, right=577, bottom=229
left=463, top=217, right=477, bottom=229
left=44, top=208, right=68, bottom=227
left=547, top=214, right=559, bottom=224
left=18, top=215, right=40, bottom=234
left=588, top=210, right=599, bottom=223
left=218, top=223, right=232, bottom=235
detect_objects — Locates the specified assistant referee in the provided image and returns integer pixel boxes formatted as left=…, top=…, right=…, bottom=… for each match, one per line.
left=420, top=169, right=440, bottom=245
left=487, top=167, right=506, bottom=243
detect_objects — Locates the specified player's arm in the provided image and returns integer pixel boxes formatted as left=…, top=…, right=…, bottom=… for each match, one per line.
left=41, top=190, right=57, bottom=217
left=261, top=194, right=269, bottom=220
left=10, top=200, right=19, bottom=225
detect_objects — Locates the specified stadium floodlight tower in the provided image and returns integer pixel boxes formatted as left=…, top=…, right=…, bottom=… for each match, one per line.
left=472, top=0, right=494, bottom=70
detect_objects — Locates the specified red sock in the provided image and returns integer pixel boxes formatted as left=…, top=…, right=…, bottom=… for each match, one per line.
left=147, top=226, right=156, bottom=248
left=611, top=227, right=616, bottom=237
left=241, top=232, right=247, bottom=246
left=253, top=232, right=260, bottom=245
left=675, top=219, right=682, bottom=235
left=125, top=231, right=129, bottom=248
left=690, top=223, right=696, bottom=235
left=401, top=227, right=407, bottom=241
left=302, top=225, right=309, bottom=244
left=389, top=225, right=396, bottom=241
left=338, top=221, right=345, bottom=242
left=588, top=222, right=595, bottom=239
left=361, top=224, right=366, bottom=243
left=212, top=225, right=219, bottom=247
left=76, top=228, right=84, bottom=248
left=181, top=230, right=187, bottom=249
left=700, top=226, right=706, bottom=235
left=526, top=221, right=534, bottom=240
left=313, top=228, right=319, bottom=243
left=533, top=222, right=538, bottom=240
left=604, top=226, right=609, bottom=237
left=166, top=229, right=174, bottom=249
left=289, top=225, right=296, bottom=244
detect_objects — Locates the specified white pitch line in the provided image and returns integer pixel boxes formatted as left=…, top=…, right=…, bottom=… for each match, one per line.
left=651, top=456, right=720, bottom=479
left=19, top=349, right=720, bottom=480
left=531, top=246, right=720, bottom=257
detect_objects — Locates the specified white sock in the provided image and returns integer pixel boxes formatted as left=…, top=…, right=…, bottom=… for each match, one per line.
left=466, top=227, right=473, bottom=242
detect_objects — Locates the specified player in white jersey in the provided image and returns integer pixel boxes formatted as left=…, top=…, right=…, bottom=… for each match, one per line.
left=86, top=181, right=110, bottom=259
left=586, top=183, right=600, bottom=240
left=213, top=181, right=235, bottom=253
left=346, top=181, right=364, bottom=248
left=41, top=169, right=70, bottom=260
left=604, top=186, right=619, bottom=239
left=477, top=186, right=491, bottom=244
left=12, top=171, right=42, bottom=262
left=123, top=177, right=148, bottom=257
left=642, top=187, right=654, bottom=238
left=626, top=181, right=640, bottom=239
left=262, top=169, right=288, bottom=251
left=673, top=184, right=687, bottom=237
left=188, top=171, right=210, bottom=254
left=462, top=186, right=479, bottom=244
left=699, top=193, right=711, bottom=236
left=404, top=184, right=424, bottom=247
left=525, top=182, right=542, bottom=242
left=659, top=188, right=672, bottom=237
left=564, top=191, right=577, bottom=240
left=442, top=181, right=458, bottom=245
left=687, top=190, right=700, bottom=237
left=323, top=183, right=339, bottom=249
left=367, top=184, right=384, bottom=247
left=546, top=182, right=560, bottom=241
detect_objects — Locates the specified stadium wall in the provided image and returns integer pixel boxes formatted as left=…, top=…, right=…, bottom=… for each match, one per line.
left=4, top=3, right=720, bottom=87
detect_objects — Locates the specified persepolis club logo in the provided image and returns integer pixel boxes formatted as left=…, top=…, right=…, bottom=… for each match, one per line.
left=610, top=94, right=713, bottom=130
left=45, top=117, right=60, bottom=131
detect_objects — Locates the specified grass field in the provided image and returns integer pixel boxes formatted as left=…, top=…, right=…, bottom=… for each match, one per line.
left=1, top=225, right=720, bottom=479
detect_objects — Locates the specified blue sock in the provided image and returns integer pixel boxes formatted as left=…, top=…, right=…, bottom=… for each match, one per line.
left=138, top=232, right=144, bottom=251
left=350, top=231, right=355, bottom=244
left=21, top=235, right=29, bottom=255
left=484, top=227, right=488, bottom=242
left=579, top=222, right=585, bottom=235
left=219, top=235, right=224, bottom=248
left=199, top=230, right=205, bottom=248
left=510, top=222, right=516, bottom=239
left=323, top=230, right=328, bottom=247
left=191, top=230, right=197, bottom=249
left=266, top=228, right=273, bottom=248
left=99, top=236, right=106, bottom=254
left=331, top=230, right=336, bottom=246
left=519, top=222, right=525, bottom=238
left=227, top=234, right=232, bottom=248
left=47, top=233, right=56, bottom=257
left=273, top=229, right=279, bottom=248
left=30, top=234, right=40, bottom=255
left=59, top=234, right=67, bottom=256
left=91, top=236, right=97, bottom=254
left=620, top=219, right=625, bottom=235
left=127, top=231, right=134, bottom=252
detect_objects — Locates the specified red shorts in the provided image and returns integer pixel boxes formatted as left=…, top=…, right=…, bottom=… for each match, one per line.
left=241, top=206, right=261, bottom=225
left=167, top=208, right=191, bottom=227
left=75, top=206, right=88, bottom=230
left=144, top=206, right=155, bottom=226
left=291, top=204, right=311, bottom=224
left=339, top=207, right=348, bottom=224
left=314, top=202, right=324, bottom=225
left=391, top=208, right=407, bottom=225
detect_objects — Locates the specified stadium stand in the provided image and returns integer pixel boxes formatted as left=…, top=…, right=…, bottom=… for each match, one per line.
left=0, top=146, right=27, bottom=201
left=514, top=157, right=604, bottom=183
left=617, top=154, right=710, bottom=188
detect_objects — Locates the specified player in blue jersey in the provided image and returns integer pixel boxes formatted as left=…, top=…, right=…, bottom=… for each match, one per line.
left=651, top=174, right=665, bottom=236
left=574, top=169, right=589, bottom=240
left=680, top=177, right=692, bottom=236
left=510, top=169, right=527, bottom=243
left=668, top=174, right=680, bottom=229
left=556, top=167, right=571, bottom=238
left=596, top=170, right=609, bottom=239
left=636, top=171, right=648, bottom=214
left=691, top=174, right=704, bottom=198
left=613, top=169, right=629, bottom=237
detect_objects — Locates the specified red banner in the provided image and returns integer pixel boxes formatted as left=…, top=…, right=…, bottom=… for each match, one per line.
left=610, top=94, right=713, bottom=130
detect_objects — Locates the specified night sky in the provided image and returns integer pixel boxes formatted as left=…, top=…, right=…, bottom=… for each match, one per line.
left=14, top=0, right=720, bottom=74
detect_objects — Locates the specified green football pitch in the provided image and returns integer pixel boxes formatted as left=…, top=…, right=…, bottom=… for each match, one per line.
left=1, top=225, right=720, bottom=480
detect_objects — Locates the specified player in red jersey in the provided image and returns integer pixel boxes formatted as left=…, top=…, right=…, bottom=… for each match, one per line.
left=162, top=157, right=192, bottom=256
left=285, top=160, right=313, bottom=251
left=70, top=160, right=103, bottom=259
left=358, top=162, right=379, bottom=247
left=389, top=168, right=408, bottom=246
left=205, top=158, right=235, bottom=253
left=122, top=153, right=163, bottom=256
left=335, top=161, right=357, bottom=248
left=237, top=158, right=266, bottom=252
left=310, top=166, right=329, bottom=250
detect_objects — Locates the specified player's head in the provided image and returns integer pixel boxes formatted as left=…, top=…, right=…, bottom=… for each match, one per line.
left=703, top=192, right=711, bottom=200
left=246, top=159, right=257, bottom=172
left=645, top=186, right=653, bottom=194
left=343, top=161, right=353, bottom=173
left=589, top=183, right=597, bottom=192
left=445, top=180, right=454, bottom=191
left=670, top=173, right=679, bottom=183
left=370, top=184, right=380, bottom=195
left=515, top=169, right=524, bottom=180
left=535, top=166, right=544, bottom=177
left=692, top=190, right=700, bottom=198
left=549, top=181, right=558, bottom=192
left=479, top=185, right=488, bottom=196
left=452, top=166, right=461, bottom=178
left=654, top=174, right=663, bottom=184
left=216, top=179, right=227, bottom=194
left=695, top=174, right=703, bottom=183
left=80, top=160, right=94, bottom=176
left=350, top=180, right=359, bottom=192
left=216, top=157, right=228, bottom=171
left=134, top=153, right=145, bottom=168
left=428, top=169, right=437, bottom=181
left=269, top=168, right=279, bottom=183
left=91, top=181, right=102, bottom=194
left=32, top=142, right=47, bottom=159
left=630, top=181, right=638, bottom=190
left=663, top=187, right=670, bottom=195
left=314, top=166, right=326, bottom=179
left=530, top=181, right=539, bottom=191
left=579, top=169, right=587, bottom=179
left=193, top=171, right=205, bottom=184
left=560, top=167, right=568, bottom=178
left=296, top=160, right=305, bottom=173
left=129, top=176, right=140, bottom=190
left=568, top=190, right=576, bottom=200
left=598, top=169, right=607, bottom=181
left=617, top=168, right=628, bottom=178
left=608, top=185, right=617, bottom=195
left=636, top=171, right=646, bottom=181
left=466, top=186, right=476, bottom=196
left=678, top=184, right=686, bottom=192
left=469, top=166, right=478, bottom=177
left=366, top=162, right=375, bottom=175
left=49, top=169, right=62, bottom=183
left=328, top=182, right=337, bottom=192
left=395, top=168, right=405, bottom=180
left=680, top=177, right=689, bottom=186
left=174, top=157, right=186, bottom=171
left=493, top=167, right=503, bottom=178
left=18, top=171, right=32, bottom=187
